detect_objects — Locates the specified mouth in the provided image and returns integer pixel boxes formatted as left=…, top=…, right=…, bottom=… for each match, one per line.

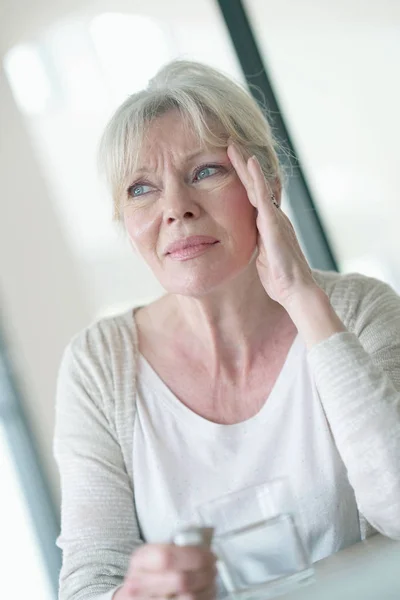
left=167, top=241, right=219, bottom=261
left=165, top=235, right=219, bottom=255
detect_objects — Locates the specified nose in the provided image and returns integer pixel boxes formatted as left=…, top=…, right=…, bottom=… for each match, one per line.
left=163, top=180, right=201, bottom=225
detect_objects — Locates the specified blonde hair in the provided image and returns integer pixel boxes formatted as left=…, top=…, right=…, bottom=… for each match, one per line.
left=99, top=60, right=284, bottom=221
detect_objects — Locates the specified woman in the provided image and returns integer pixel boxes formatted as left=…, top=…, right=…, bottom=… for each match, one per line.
left=54, top=60, right=400, bottom=600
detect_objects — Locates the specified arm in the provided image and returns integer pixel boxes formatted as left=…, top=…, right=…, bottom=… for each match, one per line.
left=290, top=278, right=400, bottom=539
left=226, top=144, right=400, bottom=539
left=53, top=337, right=142, bottom=600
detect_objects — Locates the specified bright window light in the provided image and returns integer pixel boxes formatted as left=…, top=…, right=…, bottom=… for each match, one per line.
left=4, top=44, right=52, bottom=115
left=0, top=422, right=53, bottom=600
left=89, top=13, right=173, bottom=104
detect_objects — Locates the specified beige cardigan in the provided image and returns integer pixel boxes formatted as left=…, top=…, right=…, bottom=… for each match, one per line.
left=53, top=269, right=400, bottom=600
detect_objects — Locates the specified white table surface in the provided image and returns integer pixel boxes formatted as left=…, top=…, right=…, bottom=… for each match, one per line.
left=280, top=534, right=400, bottom=600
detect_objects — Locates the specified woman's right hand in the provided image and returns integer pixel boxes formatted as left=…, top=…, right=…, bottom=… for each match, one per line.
left=114, top=543, right=218, bottom=600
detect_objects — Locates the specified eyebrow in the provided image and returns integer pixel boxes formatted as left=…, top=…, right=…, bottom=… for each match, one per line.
left=132, top=148, right=223, bottom=176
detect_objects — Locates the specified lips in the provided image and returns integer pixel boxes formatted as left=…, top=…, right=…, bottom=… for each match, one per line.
left=164, top=235, right=219, bottom=255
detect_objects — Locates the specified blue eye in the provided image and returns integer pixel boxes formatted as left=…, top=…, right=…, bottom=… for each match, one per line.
left=128, top=184, right=152, bottom=198
left=194, top=165, right=220, bottom=181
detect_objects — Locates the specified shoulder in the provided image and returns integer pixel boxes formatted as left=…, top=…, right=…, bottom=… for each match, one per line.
left=312, top=268, right=394, bottom=297
left=312, top=268, right=400, bottom=334
left=69, top=307, right=137, bottom=353
left=56, top=308, right=141, bottom=441
left=61, top=307, right=139, bottom=384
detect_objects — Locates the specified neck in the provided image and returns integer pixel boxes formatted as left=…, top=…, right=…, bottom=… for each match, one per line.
left=167, top=263, right=294, bottom=376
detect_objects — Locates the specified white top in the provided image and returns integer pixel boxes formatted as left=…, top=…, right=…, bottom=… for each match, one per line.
left=133, top=334, right=361, bottom=564
left=53, top=270, right=400, bottom=600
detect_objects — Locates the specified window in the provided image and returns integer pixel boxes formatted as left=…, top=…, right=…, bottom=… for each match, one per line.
left=244, top=0, right=400, bottom=290
left=0, top=422, right=54, bottom=600
left=0, top=336, right=57, bottom=600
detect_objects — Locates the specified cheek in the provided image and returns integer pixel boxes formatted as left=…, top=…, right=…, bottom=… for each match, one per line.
left=123, top=209, right=158, bottom=252
left=218, top=186, right=258, bottom=251
left=218, top=183, right=256, bottom=224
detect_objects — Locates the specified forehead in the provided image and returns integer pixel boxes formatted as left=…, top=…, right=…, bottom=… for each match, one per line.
left=135, top=108, right=227, bottom=166
left=141, top=110, right=202, bottom=157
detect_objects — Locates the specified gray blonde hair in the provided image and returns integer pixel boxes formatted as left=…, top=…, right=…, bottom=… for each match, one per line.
left=99, top=60, right=283, bottom=220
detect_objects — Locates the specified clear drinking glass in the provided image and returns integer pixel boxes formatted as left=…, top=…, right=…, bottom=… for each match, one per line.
left=197, top=478, right=314, bottom=599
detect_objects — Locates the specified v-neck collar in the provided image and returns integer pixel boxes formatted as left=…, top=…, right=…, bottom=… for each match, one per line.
left=136, top=330, right=304, bottom=438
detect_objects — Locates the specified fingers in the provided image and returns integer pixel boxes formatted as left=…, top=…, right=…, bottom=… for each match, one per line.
left=178, top=587, right=217, bottom=600
left=247, top=155, right=278, bottom=219
left=227, top=142, right=253, bottom=191
left=121, top=545, right=217, bottom=600
left=130, top=544, right=217, bottom=572
left=126, top=566, right=217, bottom=597
left=227, top=143, right=277, bottom=216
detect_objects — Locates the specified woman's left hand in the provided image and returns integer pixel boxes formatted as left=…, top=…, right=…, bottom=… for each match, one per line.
left=227, top=142, right=319, bottom=311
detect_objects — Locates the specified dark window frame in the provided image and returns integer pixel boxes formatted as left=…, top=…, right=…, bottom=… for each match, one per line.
left=216, top=0, right=338, bottom=272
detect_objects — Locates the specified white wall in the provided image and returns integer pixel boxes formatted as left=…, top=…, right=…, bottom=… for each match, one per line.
left=0, top=66, right=93, bottom=507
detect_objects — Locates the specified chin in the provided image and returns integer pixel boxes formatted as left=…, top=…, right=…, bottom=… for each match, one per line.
left=151, top=245, right=258, bottom=297
left=161, top=276, right=226, bottom=298
left=159, top=262, right=252, bottom=298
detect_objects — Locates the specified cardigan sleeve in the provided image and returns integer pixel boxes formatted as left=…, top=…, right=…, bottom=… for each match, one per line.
left=307, top=277, right=400, bottom=539
left=53, top=337, right=141, bottom=600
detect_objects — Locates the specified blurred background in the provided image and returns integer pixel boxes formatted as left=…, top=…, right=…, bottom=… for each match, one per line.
left=0, top=0, right=399, bottom=597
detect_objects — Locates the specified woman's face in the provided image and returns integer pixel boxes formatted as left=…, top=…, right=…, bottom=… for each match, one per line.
left=123, top=110, right=257, bottom=296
